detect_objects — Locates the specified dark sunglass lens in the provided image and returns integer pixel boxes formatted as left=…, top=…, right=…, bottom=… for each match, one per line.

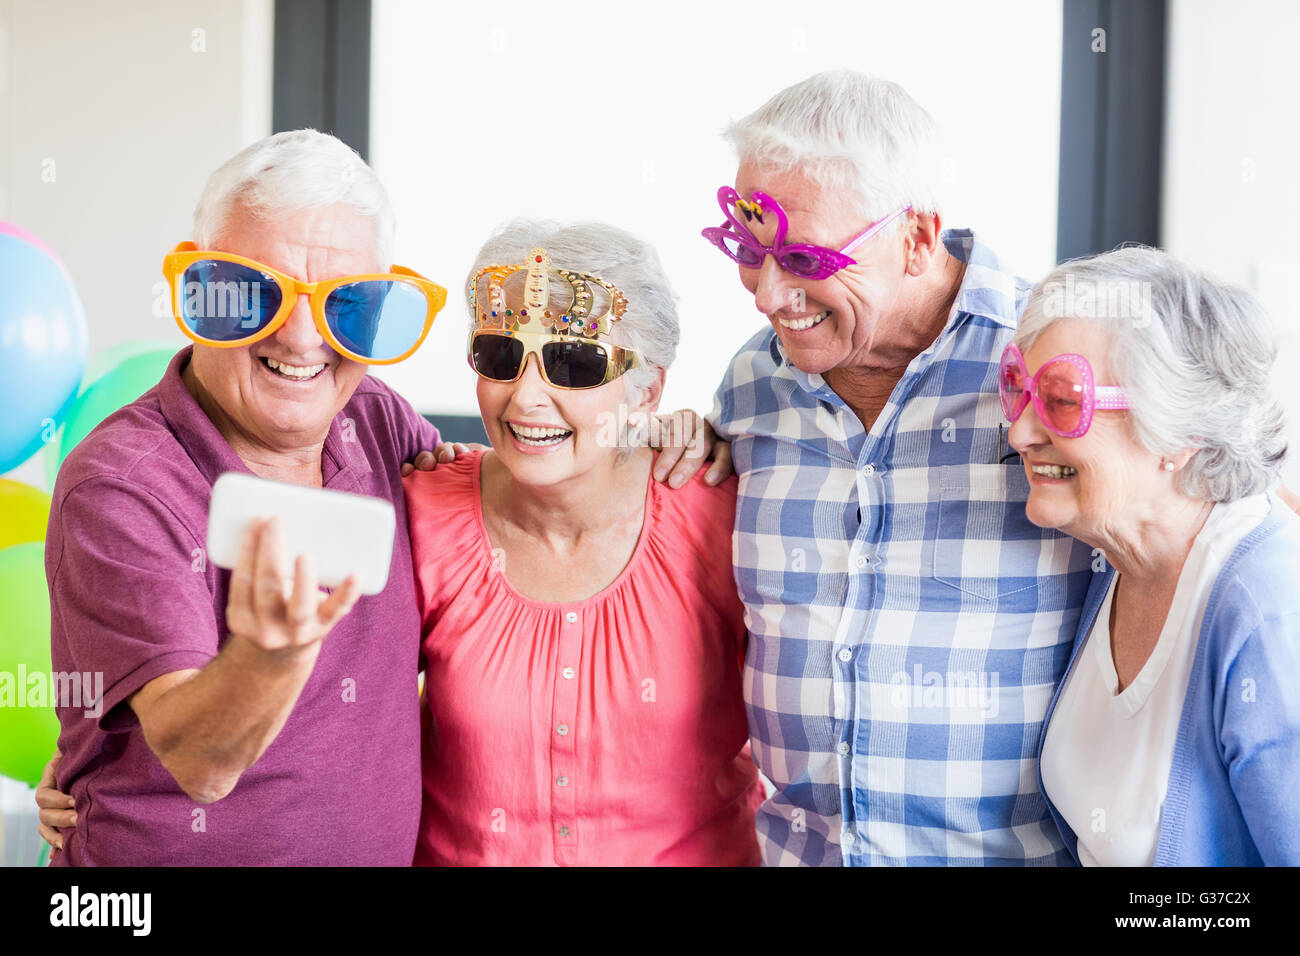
left=541, top=340, right=610, bottom=389
left=179, top=260, right=281, bottom=340
left=471, top=334, right=524, bottom=381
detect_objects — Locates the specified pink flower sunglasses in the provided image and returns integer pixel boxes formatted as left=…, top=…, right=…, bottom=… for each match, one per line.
left=999, top=343, right=1129, bottom=438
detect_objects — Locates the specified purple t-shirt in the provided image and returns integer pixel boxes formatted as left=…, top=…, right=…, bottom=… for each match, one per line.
left=46, top=346, right=438, bottom=865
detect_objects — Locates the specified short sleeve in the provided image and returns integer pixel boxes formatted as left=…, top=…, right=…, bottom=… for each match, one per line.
left=402, top=454, right=482, bottom=639
left=47, top=477, right=219, bottom=733
left=1219, top=611, right=1300, bottom=864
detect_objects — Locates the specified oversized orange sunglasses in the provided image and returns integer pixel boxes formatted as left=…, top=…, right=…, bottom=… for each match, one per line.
left=162, top=242, right=448, bottom=365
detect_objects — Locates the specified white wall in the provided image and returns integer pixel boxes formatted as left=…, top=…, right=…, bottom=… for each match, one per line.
left=0, top=0, right=272, bottom=490
left=0, top=0, right=273, bottom=350
left=0, top=0, right=272, bottom=819
left=368, top=0, right=1063, bottom=419
left=1162, top=0, right=1300, bottom=488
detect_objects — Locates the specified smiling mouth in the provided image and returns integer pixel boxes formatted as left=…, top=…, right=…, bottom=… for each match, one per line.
left=260, top=356, right=327, bottom=381
left=1030, top=464, right=1078, bottom=478
left=775, top=310, right=830, bottom=331
left=507, top=423, right=572, bottom=447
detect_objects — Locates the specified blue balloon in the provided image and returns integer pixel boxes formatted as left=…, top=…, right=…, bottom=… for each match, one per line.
left=0, top=232, right=88, bottom=472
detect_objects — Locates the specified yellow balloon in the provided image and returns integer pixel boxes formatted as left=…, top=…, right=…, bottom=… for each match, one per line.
left=0, top=479, right=51, bottom=550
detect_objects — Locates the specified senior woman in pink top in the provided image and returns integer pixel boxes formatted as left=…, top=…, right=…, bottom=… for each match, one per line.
left=402, top=220, right=763, bottom=866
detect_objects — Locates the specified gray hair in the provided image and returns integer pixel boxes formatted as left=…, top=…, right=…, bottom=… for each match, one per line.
left=723, top=69, right=941, bottom=226
left=465, top=219, right=679, bottom=399
left=1017, top=246, right=1288, bottom=502
left=192, top=129, right=395, bottom=265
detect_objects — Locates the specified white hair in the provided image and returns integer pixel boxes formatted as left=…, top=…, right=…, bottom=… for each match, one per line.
left=723, top=69, right=942, bottom=225
left=1017, top=246, right=1288, bottom=502
left=192, top=128, right=395, bottom=265
left=465, top=219, right=679, bottom=400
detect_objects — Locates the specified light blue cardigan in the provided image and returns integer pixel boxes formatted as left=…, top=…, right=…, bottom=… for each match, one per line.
left=1036, top=494, right=1300, bottom=866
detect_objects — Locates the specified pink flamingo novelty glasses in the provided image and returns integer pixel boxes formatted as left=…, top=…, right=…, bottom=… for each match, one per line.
left=701, top=185, right=911, bottom=281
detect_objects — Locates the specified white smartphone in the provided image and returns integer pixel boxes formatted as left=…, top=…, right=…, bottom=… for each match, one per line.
left=206, top=472, right=396, bottom=596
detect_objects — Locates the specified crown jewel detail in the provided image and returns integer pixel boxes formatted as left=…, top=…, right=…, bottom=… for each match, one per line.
left=469, top=246, right=629, bottom=338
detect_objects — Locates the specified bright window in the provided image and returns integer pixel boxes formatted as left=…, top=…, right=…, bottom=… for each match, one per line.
left=370, top=0, right=1063, bottom=418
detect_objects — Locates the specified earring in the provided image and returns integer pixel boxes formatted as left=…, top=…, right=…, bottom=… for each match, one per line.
left=1162, top=460, right=1175, bottom=472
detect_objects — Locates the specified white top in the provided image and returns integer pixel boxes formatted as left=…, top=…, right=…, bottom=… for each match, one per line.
left=1041, top=495, right=1270, bottom=866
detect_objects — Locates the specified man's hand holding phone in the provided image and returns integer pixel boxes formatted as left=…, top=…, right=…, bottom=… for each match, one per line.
left=115, top=480, right=387, bottom=805
left=225, top=515, right=361, bottom=658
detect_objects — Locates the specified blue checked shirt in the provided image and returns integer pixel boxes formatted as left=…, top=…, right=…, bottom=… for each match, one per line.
left=710, top=230, right=1095, bottom=866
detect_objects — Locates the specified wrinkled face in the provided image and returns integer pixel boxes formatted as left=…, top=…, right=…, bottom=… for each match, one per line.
left=732, top=162, right=911, bottom=375
left=1007, top=320, right=1157, bottom=541
left=187, top=203, right=378, bottom=451
left=475, top=332, right=661, bottom=490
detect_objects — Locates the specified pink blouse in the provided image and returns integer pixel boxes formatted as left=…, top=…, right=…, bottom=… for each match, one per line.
left=403, top=450, right=762, bottom=866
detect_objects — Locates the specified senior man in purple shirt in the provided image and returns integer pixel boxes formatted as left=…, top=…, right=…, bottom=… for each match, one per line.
left=35, top=129, right=455, bottom=866
left=33, top=129, right=715, bottom=865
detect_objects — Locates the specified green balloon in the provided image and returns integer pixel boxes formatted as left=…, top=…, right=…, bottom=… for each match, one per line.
left=81, top=339, right=177, bottom=387
left=0, top=542, right=59, bottom=787
left=47, top=346, right=176, bottom=484
left=45, top=341, right=181, bottom=491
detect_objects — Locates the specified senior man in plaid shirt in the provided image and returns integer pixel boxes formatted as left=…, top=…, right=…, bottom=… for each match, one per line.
left=693, top=70, right=1094, bottom=866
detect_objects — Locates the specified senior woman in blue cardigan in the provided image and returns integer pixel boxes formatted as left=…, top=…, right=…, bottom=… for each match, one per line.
left=1003, top=246, right=1299, bottom=866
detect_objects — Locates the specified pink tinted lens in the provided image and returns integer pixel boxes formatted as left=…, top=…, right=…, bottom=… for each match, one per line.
left=999, top=355, right=1027, bottom=419
left=1036, top=359, right=1086, bottom=434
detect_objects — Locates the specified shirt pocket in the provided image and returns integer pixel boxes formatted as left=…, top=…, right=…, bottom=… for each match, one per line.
left=932, top=463, right=1044, bottom=602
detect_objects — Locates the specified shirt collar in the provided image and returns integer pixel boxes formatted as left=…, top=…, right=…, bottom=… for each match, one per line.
left=766, top=228, right=1024, bottom=398
left=939, top=228, right=1024, bottom=333
left=767, top=334, right=838, bottom=403
left=158, top=345, right=360, bottom=488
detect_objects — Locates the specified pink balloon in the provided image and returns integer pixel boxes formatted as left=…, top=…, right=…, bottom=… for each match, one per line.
left=0, top=220, right=59, bottom=261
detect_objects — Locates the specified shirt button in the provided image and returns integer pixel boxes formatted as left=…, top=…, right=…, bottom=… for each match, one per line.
left=855, top=555, right=867, bottom=569
left=561, top=667, right=575, bottom=680
left=556, top=775, right=569, bottom=787
left=837, top=742, right=850, bottom=756
left=837, top=647, right=853, bottom=663
left=843, top=831, right=856, bottom=847
left=558, top=825, right=571, bottom=837
left=565, top=611, right=578, bottom=623
left=556, top=723, right=569, bottom=736
left=862, top=464, right=875, bottom=476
